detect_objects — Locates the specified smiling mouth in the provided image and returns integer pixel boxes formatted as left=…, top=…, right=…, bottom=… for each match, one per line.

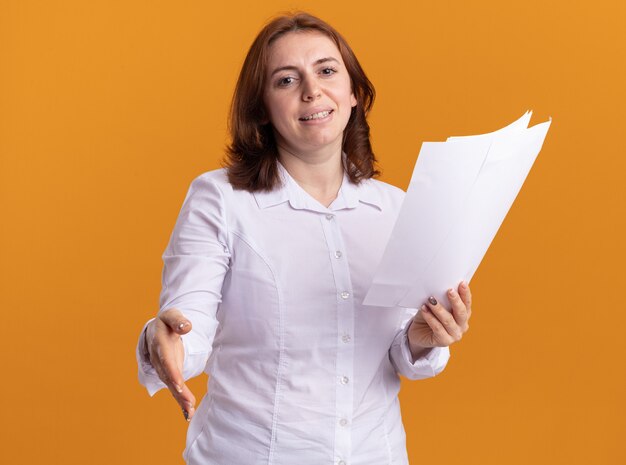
left=299, top=110, right=333, bottom=121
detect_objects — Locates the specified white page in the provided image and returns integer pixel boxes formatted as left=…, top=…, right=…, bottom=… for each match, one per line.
left=446, top=110, right=532, bottom=142
left=362, top=138, right=490, bottom=306
left=363, top=112, right=551, bottom=309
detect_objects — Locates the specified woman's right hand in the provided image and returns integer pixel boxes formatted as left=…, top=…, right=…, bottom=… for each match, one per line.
left=145, top=308, right=197, bottom=421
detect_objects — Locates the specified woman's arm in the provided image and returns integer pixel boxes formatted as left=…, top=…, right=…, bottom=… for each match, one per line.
left=136, top=174, right=231, bottom=421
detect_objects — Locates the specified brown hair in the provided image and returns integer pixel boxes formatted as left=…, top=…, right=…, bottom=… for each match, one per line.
left=224, top=12, right=380, bottom=191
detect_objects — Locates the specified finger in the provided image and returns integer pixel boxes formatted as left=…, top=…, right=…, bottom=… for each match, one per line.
left=152, top=342, right=196, bottom=420
left=447, top=288, right=469, bottom=331
left=179, top=384, right=197, bottom=421
left=421, top=306, right=454, bottom=346
left=173, top=336, right=197, bottom=421
left=159, top=308, right=193, bottom=335
left=150, top=356, right=195, bottom=421
left=458, top=281, right=472, bottom=316
left=426, top=296, right=463, bottom=341
left=168, top=380, right=196, bottom=421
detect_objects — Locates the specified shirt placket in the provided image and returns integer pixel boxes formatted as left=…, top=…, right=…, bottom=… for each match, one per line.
left=321, top=211, right=354, bottom=465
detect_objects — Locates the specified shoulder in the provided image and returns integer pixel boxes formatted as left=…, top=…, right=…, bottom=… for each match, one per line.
left=189, top=168, right=231, bottom=192
left=174, top=169, right=234, bottom=215
left=183, top=167, right=241, bottom=201
left=183, top=168, right=263, bottom=215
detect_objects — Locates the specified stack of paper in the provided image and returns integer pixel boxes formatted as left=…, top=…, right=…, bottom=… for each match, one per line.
left=363, top=111, right=551, bottom=309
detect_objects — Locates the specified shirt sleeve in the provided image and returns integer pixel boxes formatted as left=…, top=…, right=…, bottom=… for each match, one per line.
left=136, top=175, right=231, bottom=396
left=388, top=308, right=450, bottom=380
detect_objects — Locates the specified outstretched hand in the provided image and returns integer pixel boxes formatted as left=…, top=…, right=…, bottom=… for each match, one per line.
left=407, top=281, right=472, bottom=359
left=145, top=309, right=197, bottom=421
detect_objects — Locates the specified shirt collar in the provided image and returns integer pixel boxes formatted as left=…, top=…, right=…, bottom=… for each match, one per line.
left=253, top=158, right=383, bottom=212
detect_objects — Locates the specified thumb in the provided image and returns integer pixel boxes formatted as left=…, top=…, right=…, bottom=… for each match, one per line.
left=159, top=308, right=192, bottom=335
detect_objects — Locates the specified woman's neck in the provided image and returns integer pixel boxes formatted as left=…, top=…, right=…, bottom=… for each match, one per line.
left=277, top=145, right=344, bottom=208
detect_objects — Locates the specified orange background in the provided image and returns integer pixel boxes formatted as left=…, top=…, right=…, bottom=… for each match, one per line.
left=1, top=1, right=625, bottom=464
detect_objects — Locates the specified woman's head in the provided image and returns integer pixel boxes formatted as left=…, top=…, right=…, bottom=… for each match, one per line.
left=225, top=12, right=379, bottom=191
left=263, top=29, right=358, bottom=163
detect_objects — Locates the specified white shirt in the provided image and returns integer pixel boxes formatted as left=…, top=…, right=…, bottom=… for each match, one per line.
left=137, top=162, right=450, bottom=465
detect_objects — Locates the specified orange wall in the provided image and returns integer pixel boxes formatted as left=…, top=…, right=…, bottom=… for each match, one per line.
left=1, top=1, right=625, bottom=464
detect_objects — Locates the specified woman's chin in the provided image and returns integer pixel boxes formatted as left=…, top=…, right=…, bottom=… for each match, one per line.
left=277, top=135, right=343, bottom=157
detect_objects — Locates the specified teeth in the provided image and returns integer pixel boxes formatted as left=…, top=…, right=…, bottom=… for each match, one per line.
left=301, top=110, right=331, bottom=121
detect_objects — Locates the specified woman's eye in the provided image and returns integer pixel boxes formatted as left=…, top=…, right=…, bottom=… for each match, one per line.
left=321, top=67, right=337, bottom=76
left=277, top=76, right=295, bottom=87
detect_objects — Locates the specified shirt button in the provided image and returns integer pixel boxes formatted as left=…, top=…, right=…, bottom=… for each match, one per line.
left=334, top=250, right=342, bottom=259
left=340, top=291, right=350, bottom=299
left=339, top=418, right=348, bottom=427
left=341, top=334, right=351, bottom=343
left=325, top=214, right=334, bottom=220
left=340, top=376, right=349, bottom=385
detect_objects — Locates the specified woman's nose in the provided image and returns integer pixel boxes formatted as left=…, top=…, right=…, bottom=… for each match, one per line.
left=301, top=77, right=321, bottom=102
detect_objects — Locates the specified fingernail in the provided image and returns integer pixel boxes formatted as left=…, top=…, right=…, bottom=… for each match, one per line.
left=178, top=322, right=187, bottom=330
left=448, top=288, right=457, bottom=297
left=461, top=281, right=467, bottom=288
left=182, top=409, right=190, bottom=421
left=428, top=296, right=438, bottom=306
left=421, top=305, right=429, bottom=313
left=174, top=384, right=183, bottom=393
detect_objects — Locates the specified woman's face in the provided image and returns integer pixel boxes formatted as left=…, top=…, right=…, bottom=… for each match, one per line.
left=263, top=31, right=357, bottom=157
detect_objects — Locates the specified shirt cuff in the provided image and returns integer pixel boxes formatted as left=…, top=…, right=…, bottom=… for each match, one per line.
left=389, top=323, right=451, bottom=380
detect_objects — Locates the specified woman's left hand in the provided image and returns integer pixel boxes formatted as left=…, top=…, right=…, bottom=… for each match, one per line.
left=407, top=281, right=472, bottom=358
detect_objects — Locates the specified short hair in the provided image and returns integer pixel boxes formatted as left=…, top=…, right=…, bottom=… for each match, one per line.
left=224, top=12, right=380, bottom=192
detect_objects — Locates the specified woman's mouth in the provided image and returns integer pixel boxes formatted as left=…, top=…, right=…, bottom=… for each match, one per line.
left=299, top=110, right=333, bottom=121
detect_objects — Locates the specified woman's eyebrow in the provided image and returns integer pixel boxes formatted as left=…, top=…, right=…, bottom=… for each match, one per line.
left=270, top=57, right=340, bottom=77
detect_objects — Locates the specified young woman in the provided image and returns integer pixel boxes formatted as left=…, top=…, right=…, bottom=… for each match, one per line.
left=137, top=12, right=471, bottom=465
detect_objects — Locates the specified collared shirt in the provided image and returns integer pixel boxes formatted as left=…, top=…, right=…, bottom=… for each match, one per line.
left=137, top=162, right=450, bottom=465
